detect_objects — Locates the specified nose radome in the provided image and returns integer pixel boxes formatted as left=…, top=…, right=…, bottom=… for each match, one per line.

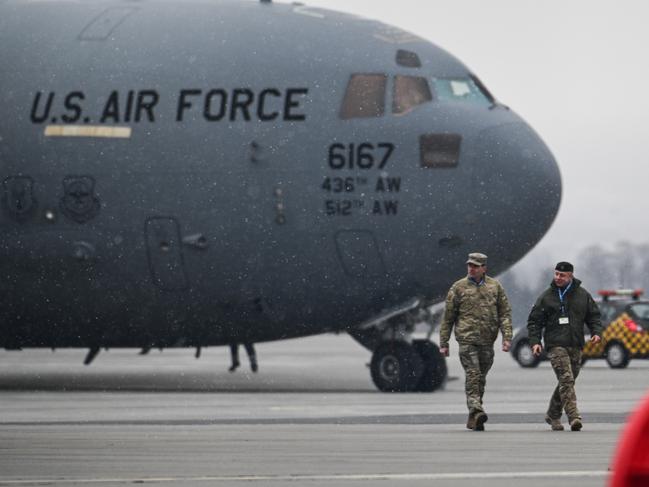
left=472, top=121, right=562, bottom=264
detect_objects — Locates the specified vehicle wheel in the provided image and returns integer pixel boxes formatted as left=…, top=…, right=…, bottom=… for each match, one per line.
left=412, top=339, right=448, bottom=392
left=370, top=341, right=424, bottom=392
left=514, top=339, right=541, bottom=368
left=606, top=342, right=630, bottom=369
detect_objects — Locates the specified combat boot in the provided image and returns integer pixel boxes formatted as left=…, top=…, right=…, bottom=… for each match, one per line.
left=473, top=412, right=488, bottom=431
left=545, top=415, right=564, bottom=431
left=570, top=418, right=582, bottom=431
left=466, top=413, right=476, bottom=430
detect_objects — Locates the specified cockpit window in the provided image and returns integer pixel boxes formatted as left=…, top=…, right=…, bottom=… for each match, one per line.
left=392, top=75, right=432, bottom=116
left=395, top=49, right=421, bottom=68
left=469, top=74, right=496, bottom=104
left=432, top=77, right=492, bottom=106
left=340, top=74, right=387, bottom=119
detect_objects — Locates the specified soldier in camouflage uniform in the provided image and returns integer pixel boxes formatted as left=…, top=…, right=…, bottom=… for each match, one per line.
left=440, top=252, right=512, bottom=431
left=527, top=262, right=602, bottom=431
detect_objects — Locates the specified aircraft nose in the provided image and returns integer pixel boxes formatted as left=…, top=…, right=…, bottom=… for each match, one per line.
left=470, top=121, right=562, bottom=266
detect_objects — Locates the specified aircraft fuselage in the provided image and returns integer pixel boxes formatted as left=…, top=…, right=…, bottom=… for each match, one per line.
left=0, top=0, right=561, bottom=353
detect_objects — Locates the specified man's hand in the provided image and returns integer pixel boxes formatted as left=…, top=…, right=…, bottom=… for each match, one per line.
left=532, top=344, right=543, bottom=357
left=502, top=340, right=511, bottom=352
left=440, top=347, right=449, bottom=357
left=590, top=335, right=602, bottom=344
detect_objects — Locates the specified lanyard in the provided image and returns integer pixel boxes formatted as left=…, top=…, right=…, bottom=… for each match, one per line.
left=557, top=281, right=572, bottom=314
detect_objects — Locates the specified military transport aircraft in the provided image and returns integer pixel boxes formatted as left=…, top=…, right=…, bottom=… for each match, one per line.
left=0, top=0, right=561, bottom=392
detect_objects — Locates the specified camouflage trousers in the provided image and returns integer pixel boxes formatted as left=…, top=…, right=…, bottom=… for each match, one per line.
left=547, top=346, right=582, bottom=421
left=458, top=343, right=494, bottom=414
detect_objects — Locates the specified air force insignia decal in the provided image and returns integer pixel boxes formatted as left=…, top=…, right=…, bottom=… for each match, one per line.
left=60, top=176, right=100, bottom=223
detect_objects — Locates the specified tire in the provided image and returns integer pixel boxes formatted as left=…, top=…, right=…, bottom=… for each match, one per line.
left=514, top=339, right=541, bottom=368
left=412, top=340, right=448, bottom=392
left=370, top=341, right=424, bottom=392
left=606, top=342, right=630, bottom=369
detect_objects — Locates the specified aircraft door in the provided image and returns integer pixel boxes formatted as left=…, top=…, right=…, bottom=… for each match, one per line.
left=145, top=217, right=188, bottom=291
left=335, top=230, right=385, bottom=278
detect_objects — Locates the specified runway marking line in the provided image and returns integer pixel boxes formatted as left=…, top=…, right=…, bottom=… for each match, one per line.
left=0, top=470, right=609, bottom=484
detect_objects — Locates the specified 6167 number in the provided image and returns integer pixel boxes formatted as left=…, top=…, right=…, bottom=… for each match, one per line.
left=328, top=142, right=394, bottom=170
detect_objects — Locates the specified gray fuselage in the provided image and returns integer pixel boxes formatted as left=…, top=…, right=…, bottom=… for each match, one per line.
left=0, top=0, right=561, bottom=349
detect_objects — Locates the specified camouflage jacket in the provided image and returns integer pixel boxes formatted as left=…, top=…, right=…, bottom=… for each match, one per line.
left=440, top=276, right=513, bottom=348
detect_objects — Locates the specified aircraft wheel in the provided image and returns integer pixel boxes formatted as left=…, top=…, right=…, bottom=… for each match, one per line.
left=370, top=341, right=424, bottom=392
left=606, top=342, right=630, bottom=369
left=514, top=339, right=541, bottom=368
left=412, top=339, right=447, bottom=392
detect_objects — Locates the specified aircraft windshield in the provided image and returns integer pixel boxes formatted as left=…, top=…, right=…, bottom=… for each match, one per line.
left=340, top=74, right=387, bottom=119
left=432, top=77, right=492, bottom=106
left=342, top=74, right=490, bottom=119
left=392, top=75, right=432, bottom=116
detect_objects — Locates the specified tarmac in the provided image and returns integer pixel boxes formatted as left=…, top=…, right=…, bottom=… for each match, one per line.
left=1, top=332, right=648, bottom=487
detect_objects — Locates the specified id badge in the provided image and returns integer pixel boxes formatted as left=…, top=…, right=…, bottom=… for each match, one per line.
left=559, top=317, right=569, bottom=325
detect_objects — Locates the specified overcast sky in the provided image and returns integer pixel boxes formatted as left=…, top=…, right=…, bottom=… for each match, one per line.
left=305, top=0, right=649, bottom=272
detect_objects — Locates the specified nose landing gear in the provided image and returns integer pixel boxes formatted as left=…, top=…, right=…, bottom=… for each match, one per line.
left=411, top=339, right=447, bottom=392
left=370, top=341, right=423, bottom=392
left=370, top=339, right=447, bottom=392
left=351, top=298, right=448, bottom=392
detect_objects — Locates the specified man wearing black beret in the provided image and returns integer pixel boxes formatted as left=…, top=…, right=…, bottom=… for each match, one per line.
left=527, top=262, right=602, bottom=431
